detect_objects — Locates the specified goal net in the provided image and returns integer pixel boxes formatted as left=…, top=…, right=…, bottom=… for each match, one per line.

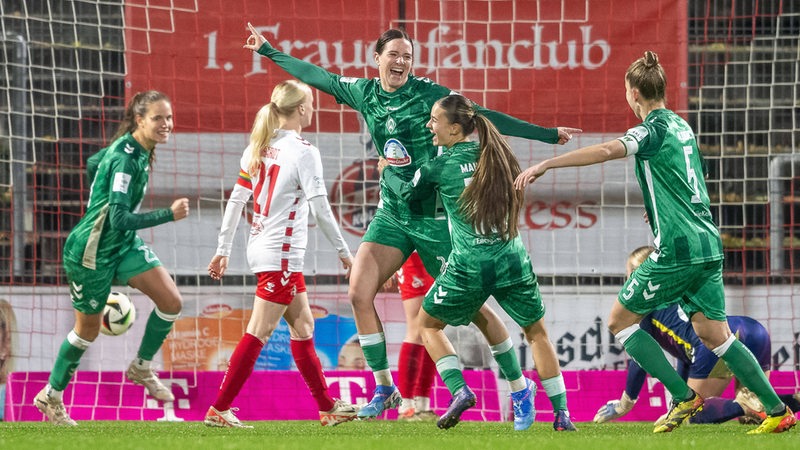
left=1, top=0, right=798, bottom=422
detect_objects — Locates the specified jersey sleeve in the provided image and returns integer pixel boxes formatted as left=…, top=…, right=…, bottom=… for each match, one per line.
left=256, top=42, right=368, bottom=110
left=475, top=105, right=559, bottom=144
left=617, top=123, right=655, bottom=159
left=382, top=159, right=440, bottom=203
left=108, top=203, right=173, bottom=231
left=297, top=145, right=328, bottom=200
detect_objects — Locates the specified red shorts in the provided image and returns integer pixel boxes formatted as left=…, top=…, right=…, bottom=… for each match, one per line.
left=397, top=252, right=434, bottom=301
left=255, top=271, right=307, bottom=305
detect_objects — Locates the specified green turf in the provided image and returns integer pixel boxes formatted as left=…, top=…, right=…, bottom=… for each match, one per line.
left=0, top=420, right=797, bottom=450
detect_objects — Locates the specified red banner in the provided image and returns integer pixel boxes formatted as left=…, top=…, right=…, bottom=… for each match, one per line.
left=126, top=0, right=687, bottom=133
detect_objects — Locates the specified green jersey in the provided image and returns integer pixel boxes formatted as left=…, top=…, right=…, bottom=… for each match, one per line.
left=64, top=133, right=173, bottom=270
left=618, top=108, right=723, bottom=266
left=383, top=141, right=534, bottom=290
left=257, top=43, right=559, bottom=220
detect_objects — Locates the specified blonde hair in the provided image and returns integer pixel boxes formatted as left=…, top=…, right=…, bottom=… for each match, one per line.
left=247, top=80, right=311, bottom=175
left=436, top=94, right=522, bottom=239
left=626, top=246, right=655, bottom=276
left=625, top=51, right=667, bottom=102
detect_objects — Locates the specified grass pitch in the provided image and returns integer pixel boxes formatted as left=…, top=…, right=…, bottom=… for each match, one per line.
left=1, top=420, right=797, bottom=450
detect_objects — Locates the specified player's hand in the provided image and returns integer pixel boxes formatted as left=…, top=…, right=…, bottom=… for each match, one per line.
left=207, top=254, right=229, bottom=280
left=593, top=391, right=636, bottom=423
left=514, top=162, right=548, bottom=190
left=556, top=127, right=582, bottom=145
left=170, top=198, right=190, bottom=221
left=340, top=254, right=353, bottom=279
left=377, top=157, right=389, bottom=175
left=244, top=22, right=268, bottom=51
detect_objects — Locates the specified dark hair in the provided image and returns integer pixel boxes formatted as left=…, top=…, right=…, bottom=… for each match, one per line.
left=625, top=51, right=666, bottom=102
left=437, top=94, right=523, bottom=239
left=375, top=28, right=413, bottom=55
left=112, top=90, right=171, bottom=166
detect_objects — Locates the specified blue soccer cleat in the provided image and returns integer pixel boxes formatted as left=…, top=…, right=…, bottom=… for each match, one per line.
left=510, top=378, right=536, bottom=431
left=357, top=385, right=402, bottom=419
left=554, top=409, right=577, bottom=431
left=437, top=386, right=477, bottom=429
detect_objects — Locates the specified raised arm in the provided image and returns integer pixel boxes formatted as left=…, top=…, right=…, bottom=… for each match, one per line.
left=244, top=22, right=336, bottom=94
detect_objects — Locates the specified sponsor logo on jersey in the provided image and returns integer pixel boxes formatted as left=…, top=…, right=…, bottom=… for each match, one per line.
left=383, top=139, right=411, bottom=166
left=460, top=162, right=476, bottom=173
left=340, top=77, right=359, bottom=84
left=124, top=143, right=135, bottom=154
left=112, top=172, right=132, bottom=194
left=627, top=125, right=649, bottom=141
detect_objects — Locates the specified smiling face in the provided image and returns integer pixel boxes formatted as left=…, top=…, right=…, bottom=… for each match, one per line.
left=375, top=38, right=413, bottom=92
left=133, top=99, right=173, bottom=150
left=426, top=103, right=458, bottom=148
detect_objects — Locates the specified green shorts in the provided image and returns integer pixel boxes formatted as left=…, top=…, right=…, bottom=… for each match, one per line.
left=362, top=207, right=451, bottom=277
left=64, top=236, right=162, bottom=314
left=618, top=258, right=726, bottom=321
left=423, top=272, right=545, bottom=327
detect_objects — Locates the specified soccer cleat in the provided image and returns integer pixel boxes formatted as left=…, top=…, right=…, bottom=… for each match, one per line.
left=437, top=386, right=476, bottom=429
left=126, top=362, right=175, bottom=402
left=554, top=409, right=578, bottom=431
left=204, top=406, right=253, bottom=428
left=510, top=378, right=536, bottom=431
left=357, top=385, right=402, bottom=419
left=414, top=410, right=439, bottom=421
left=34, top=387, right=77, bottom=426
left=734, top=388, right=766, bottom=424
left=320, top=399, right=359, bottom=426
left=653, top=390, right=704, bottom=433
left=746, top=407, right=796, bottom=434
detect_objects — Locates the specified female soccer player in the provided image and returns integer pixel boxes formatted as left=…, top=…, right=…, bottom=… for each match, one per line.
left=203, top=80, right=358, bottom=428
left=594, top=247, right=800, bottom=425
left=515, top=51, right=796, bottom=434
left=34, top=90, right=189, bottom=426
left=382, top=94, right=576, bottom=431
left=244, top=23, right=580, bottom=418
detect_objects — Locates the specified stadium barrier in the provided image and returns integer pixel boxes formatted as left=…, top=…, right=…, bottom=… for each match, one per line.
left=7, top=370, right=800, bottom=423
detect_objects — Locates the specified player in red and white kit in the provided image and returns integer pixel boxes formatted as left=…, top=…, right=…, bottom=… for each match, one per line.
left=204, top=80, right=357, bottom=428
left=394, top=251, right=437, bottom=420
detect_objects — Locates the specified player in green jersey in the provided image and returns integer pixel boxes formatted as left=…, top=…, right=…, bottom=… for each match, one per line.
left=34, top=91, right=190, bottom=426
left=244, top=23, right=581, bottom=417
left=381, top=94, right=576, bottom=431
left=515, top=51, right=796, bottom=435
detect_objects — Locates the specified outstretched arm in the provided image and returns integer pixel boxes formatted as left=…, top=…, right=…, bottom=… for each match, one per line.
left=477, top=106, right=581, bottom=145
left=514, top=138, right=627, bottom=189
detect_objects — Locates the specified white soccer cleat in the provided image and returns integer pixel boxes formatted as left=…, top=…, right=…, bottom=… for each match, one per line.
left=319, top=398, right=359, bottom=426
left=126, top=362, right=175, bottom=402
left=204, top=406, right=253, bottom=428
left=34, top=387, right=77, bottom=426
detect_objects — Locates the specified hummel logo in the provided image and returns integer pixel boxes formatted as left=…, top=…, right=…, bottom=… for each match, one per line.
left=433, top=286, right=447, bottom=304
left=281, top=271, right=291, bottom=286
left=643, top=280, right=661, bottom=300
